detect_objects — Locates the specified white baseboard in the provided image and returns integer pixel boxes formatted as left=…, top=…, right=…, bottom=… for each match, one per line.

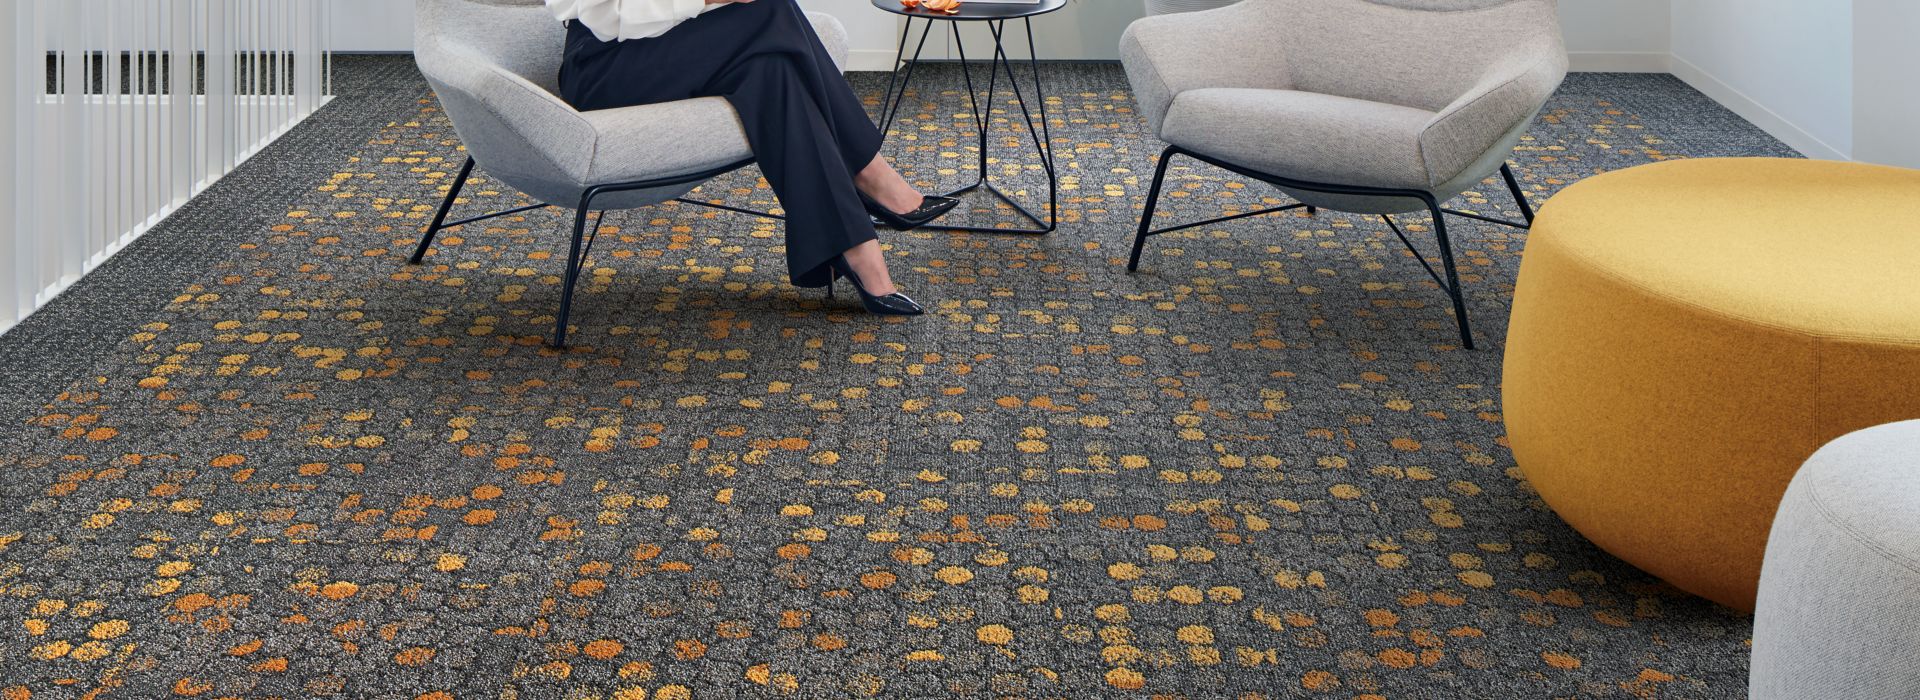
left=1568, top=51, right=1671, bottom=73
left=846, top=49, right=898, bottom=73
left=1668, top=55, right=1851, bottom=161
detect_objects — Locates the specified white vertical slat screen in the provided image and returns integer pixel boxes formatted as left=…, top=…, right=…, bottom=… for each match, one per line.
left=1, top=0, right=334, bottom=336
left=0, top=3, right=17, bottom=326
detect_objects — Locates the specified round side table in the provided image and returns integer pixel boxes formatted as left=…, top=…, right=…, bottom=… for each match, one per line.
left=868, top=0, right=1068, bottom=235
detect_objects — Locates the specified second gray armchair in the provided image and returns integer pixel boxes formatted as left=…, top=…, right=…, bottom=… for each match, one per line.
left=1120, top=0, right=1568, bottom=348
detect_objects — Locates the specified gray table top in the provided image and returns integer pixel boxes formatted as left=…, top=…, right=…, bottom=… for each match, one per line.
left=868, top=0, right=1069, bottom=21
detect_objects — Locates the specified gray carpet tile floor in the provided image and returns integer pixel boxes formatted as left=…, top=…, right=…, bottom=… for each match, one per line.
left=0, top=56, right=1796, bottom=699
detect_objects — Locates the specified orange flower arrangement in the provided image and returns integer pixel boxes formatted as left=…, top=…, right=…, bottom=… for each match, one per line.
left=903, top=0, right=963, bottom=14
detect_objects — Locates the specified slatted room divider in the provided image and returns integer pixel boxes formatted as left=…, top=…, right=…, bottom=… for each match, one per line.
left=1, top=0, right=334, bottom=335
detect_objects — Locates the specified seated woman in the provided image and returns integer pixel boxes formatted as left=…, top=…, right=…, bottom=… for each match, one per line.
left=545, top=0, right=958, bottom=315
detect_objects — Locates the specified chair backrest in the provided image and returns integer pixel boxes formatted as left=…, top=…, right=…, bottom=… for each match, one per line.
left=418, top=0, right=564, bottom=88
left=414, top=0, right=592, bottom=204
left=1264, top=0, right=1564, bottom=113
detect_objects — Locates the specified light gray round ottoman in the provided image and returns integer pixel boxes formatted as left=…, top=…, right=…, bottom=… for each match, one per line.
left=1751, top=420, right=1920, bottom=699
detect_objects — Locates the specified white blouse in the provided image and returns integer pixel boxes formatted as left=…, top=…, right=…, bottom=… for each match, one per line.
left=544, top=0, right=727, bottom=42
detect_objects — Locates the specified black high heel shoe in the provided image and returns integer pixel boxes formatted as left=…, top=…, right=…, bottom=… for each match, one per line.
left=859, top=191, right=960, bottom=231
left=826, top=256, right=925, bottom=316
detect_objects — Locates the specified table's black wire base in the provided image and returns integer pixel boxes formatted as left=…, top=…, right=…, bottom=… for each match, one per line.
left=874, top=16, right=1058, bottom=236
left=931, top=180, right=1051, bottom=234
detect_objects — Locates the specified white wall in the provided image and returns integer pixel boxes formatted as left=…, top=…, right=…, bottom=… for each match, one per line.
left=914, top=2, right=1141, bottom=63
left=864, top=0, right=1677, bottom=70
left=322, top=0, right=897, bottom=65
left=1561, top=0, right=1671, bottom=72
left=331, top=0, right=1682, bottom=71
left=330, top=0, right=416, bottom=53
left=799, top=0, right=898, bottom=70
left=1853, top=0, right=1920, bottom=168
left=317, top=0, right=1920, bottom=167
left=1670, top=0, right=1854, bottom=161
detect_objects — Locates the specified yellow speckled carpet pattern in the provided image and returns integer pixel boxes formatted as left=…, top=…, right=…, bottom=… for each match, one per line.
left=0, top=59, right=1795, bottom=698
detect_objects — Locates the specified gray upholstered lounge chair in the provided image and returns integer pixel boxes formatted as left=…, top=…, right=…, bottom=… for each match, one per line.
left=410, top=0, right=850, bottom=347
left=1120, top=0, right=1567, bottom=348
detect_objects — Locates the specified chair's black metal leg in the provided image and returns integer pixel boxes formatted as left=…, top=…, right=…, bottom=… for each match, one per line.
left=411, top=156, right=475, bottom=264
left=1129, top=147, right=1179, bottom=273
left=1306, top=206, right=1317, bottom=216
left=552, top=190, right=598, bottom=349
left=1427, top=199, right=1474, bottom=350
left=1500, top=162, right=1535, bottom=225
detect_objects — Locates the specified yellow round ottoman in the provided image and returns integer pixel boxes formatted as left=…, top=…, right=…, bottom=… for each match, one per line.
left=1504, top=158, right=1920, bottom=610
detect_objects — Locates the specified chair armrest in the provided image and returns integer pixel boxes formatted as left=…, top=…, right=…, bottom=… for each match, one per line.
left=578, top=97, right=753, bottom=185
left=1417, top=42, right=1567, bottom=186
left=422, top=44, right=599, bottom=189
left=1120, top=0, right=1289, bottom=139
left=804, top=11, right=850, bottom=72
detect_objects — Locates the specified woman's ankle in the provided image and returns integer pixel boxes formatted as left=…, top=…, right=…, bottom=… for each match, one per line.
left=855, top=159, right=927, bottom=215
left=840, top=245, right=898, bottom=297
left=857, top=179, right=924, bottom=215
left=883, top=189, right=925, bottom=216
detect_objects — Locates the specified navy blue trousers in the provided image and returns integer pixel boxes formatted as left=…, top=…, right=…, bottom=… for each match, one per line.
left=557, top=0, right=883, bottom=288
